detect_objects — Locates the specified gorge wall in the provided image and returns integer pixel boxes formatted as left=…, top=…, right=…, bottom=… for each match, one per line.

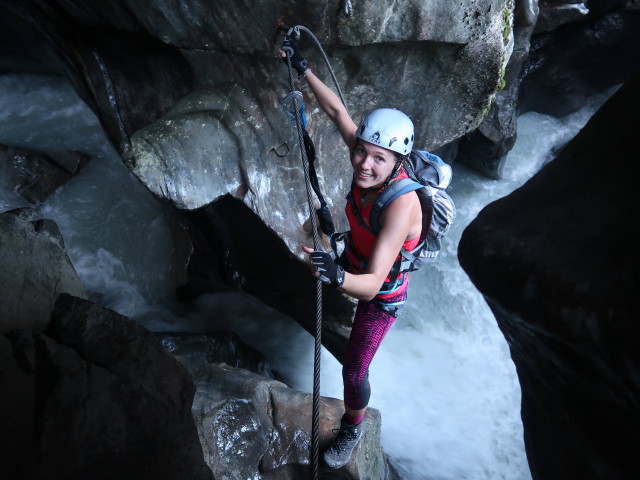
left=459, top=76, right=639, bottom=479
left=2, top=1, right=640, bottom=479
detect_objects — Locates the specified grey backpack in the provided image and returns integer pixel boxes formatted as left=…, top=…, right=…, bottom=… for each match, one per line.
left=367, top=150, right=457, bottom=272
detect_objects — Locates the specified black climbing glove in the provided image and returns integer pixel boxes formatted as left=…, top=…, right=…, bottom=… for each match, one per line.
left=310, top=250, right=345, bottom=288
left=282, top=36, right=309, bottom=77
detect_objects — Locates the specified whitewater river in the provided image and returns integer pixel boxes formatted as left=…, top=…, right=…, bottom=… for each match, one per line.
left=0, top=73, right=613, bottom=479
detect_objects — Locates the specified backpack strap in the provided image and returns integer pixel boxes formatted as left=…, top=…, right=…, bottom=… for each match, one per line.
left=369, top=178, right=424, bottom=234
left=396, top=240, right=425, bottom=274
left=345, top=178, right=424, bottom=277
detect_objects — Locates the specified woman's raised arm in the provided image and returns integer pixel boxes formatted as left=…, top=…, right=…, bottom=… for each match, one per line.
left=281, top=35, right=357, bottom=150
left=303, top=70, right=357, bottom=150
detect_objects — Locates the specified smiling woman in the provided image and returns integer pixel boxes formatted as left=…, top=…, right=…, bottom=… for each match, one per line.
left=282, top=33, right=428, bottom=468
left=352, top=141, right=397, bottom=190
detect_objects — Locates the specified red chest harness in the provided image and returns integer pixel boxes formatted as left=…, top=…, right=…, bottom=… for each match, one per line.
left=342, top=170, right=421, bottom=297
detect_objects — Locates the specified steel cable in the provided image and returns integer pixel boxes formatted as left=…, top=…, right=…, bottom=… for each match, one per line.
left=284, top=54, right=323, bottom=480
left=283, top=25, right=350, bottom=479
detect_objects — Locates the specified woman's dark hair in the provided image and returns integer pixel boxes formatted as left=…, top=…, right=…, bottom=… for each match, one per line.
left=381, top=154, right=406, bottom=190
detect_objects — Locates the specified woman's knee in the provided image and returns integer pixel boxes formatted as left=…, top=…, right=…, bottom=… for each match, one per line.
left=343, top=369, right=371, bottom=410
left=342, top=363, right=362, bottom=386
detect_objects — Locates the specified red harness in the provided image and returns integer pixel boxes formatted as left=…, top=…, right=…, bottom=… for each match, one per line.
left=344, top=170, right=421, bottom=299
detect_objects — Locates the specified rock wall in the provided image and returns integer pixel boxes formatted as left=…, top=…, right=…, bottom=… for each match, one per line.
left=458, top=76, right=639, bottom=479
left=0, top=0, right=512, bottom=239
left=0, top=208, right=87, bottom=332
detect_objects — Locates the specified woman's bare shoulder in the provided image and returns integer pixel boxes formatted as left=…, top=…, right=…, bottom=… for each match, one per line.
left=380, top=190, right=422, bottom=235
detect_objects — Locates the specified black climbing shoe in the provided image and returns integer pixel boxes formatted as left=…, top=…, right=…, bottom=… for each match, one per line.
left=323, top=419, right=363, bottom=469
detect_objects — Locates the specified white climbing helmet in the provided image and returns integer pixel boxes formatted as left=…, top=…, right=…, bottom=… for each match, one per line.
left=355, top=108, right=414, bottom=156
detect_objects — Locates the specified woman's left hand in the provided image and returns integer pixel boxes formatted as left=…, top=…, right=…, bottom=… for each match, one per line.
left=281, top=36, right=309, bottom=76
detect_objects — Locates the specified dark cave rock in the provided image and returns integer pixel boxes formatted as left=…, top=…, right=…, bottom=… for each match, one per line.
left=156, top=331, right=276, bottom=380
left=0, top=294, right=212, bottom=480
left=182, top=194, right=356, bottom=364
left=0, top=208, right=87, bottom=333
left=458, top=76, right=639, bottom=479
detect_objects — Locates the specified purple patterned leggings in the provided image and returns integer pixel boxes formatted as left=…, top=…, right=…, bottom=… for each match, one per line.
left=342, top=287, right=408, bottom=410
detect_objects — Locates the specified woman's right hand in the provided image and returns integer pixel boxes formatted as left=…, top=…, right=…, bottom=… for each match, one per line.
left=303, top=246, right=345, bottom=287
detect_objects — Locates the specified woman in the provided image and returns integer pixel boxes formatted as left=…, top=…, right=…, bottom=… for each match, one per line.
left=282, top=36, right=422, bottom=469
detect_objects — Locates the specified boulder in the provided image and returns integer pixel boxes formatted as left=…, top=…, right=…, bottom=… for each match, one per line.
left=0, top=208, right=87, bottom=333
left=0, top=144, right=89, bottom=203
left=155, top=325, right=396, bottom=478
left=458, top=76, right=639, bottom=479
left=0, top=293, right=212, bottom=480
left=178, top=355, right=396, bottom=480
left=156, top=331, right=276, bottom=379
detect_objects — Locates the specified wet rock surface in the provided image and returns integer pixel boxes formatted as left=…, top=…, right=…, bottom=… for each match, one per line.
left=178, top=353, right=395, bottom=480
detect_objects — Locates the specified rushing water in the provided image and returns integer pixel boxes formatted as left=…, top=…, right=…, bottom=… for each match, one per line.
left=0, top=73, right=614, bottom=479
